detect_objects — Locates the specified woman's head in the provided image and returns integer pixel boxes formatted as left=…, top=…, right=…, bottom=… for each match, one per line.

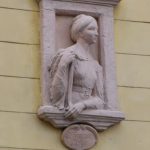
left=71, top=14, right=98, bottom=44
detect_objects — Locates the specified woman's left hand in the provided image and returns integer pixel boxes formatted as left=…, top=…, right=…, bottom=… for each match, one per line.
left=65, top=102, right=85, bottom=119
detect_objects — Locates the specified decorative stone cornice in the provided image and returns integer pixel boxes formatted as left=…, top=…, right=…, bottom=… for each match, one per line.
left=38, top=106, right=124, bottom=131
left=37, top=0, right=121, bottom=6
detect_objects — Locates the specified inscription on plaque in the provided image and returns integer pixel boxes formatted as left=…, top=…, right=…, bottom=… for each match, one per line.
left=62, top=124, right=98, bottom=150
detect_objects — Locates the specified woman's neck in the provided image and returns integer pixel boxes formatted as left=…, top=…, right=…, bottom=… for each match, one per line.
left=76, top=38, right=90, bottom=58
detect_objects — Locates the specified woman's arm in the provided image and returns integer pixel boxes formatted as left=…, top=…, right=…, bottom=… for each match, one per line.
left=83, top=63, right=104, bottom=109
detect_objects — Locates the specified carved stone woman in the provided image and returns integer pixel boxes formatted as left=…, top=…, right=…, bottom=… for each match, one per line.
left=49, top=14, right=104, bottom=118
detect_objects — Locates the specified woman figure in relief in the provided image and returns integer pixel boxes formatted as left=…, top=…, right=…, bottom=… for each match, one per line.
left=49, top=14, right=104, bottom=119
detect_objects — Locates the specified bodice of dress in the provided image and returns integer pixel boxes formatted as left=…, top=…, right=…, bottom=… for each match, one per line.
left=71, top=58, right=103, bottom=107
left=73, top=59, right=98, bottom=90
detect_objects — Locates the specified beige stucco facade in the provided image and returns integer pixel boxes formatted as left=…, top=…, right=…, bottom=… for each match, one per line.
left=0, top=0, right=150, bottom=149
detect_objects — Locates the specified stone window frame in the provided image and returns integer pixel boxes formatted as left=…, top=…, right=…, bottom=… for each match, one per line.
left=37, top=0, right=124, bottom=131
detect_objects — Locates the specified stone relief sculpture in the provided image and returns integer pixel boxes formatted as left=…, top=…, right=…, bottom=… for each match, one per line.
left=37, top=0, right=124, bottom=149
left=48, top=14, right=104, bottom=119
left=38, top=0, right=124, bottom=133
left=38, top=12, right=124, bottom=131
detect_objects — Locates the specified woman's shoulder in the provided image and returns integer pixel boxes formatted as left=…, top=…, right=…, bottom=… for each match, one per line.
left=57, top=45, right=76, bottom=55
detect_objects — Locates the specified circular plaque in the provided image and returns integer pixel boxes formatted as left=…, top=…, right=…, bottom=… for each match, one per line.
left=61, top=124, right=98, bottom=150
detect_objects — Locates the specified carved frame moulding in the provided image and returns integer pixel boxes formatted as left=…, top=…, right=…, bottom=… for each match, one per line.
left=37, top=0, right=121, bottom=6
left=37, top=0, right=124, bottom=131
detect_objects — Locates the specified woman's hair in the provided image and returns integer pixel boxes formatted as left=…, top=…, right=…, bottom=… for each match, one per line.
left=71, top=14, right=96, bottom=42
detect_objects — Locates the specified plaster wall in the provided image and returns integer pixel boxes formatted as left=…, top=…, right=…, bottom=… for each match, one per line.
left=0, top=0, right=150, bottom=149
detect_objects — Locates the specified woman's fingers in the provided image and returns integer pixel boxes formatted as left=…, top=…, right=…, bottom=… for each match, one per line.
left=65, top=107, right=76, bottom=118
left=64, top=106, right=79, bottom=118
left=64, top=102, right=85, bottom=118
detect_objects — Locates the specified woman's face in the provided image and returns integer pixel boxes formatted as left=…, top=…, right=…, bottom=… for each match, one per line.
left=79, top=20, right=98, bottom=44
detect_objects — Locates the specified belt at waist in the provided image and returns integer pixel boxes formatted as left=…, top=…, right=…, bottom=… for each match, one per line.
left=72, top=86, right=92, bottom=97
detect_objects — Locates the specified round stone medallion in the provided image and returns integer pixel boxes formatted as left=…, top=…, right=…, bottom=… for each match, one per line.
left=61, top=124, right=98, bottom=150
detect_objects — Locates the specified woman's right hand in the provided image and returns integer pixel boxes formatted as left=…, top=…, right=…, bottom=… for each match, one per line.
left=65, top=102, right=86, bottom=119
left=60, top=51, right=75, bottom=67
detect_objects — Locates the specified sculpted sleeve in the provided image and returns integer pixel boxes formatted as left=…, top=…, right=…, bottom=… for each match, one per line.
left=49, top=50, right=69, bottom=109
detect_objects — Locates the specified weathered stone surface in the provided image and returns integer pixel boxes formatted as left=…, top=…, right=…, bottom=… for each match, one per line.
left=62, top=124, right=98, bottom=150
left=38, top=106, right=124, bottom=131
left=37, top=0, right=121, bottom=6
left=38, top=0, right=124, bottom=132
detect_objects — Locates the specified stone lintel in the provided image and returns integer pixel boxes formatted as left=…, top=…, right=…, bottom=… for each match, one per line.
left=37, top=0, right=121, bottom=6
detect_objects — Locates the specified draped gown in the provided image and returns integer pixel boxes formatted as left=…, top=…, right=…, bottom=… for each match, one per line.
left=49, top=47, right=104, bottom=110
